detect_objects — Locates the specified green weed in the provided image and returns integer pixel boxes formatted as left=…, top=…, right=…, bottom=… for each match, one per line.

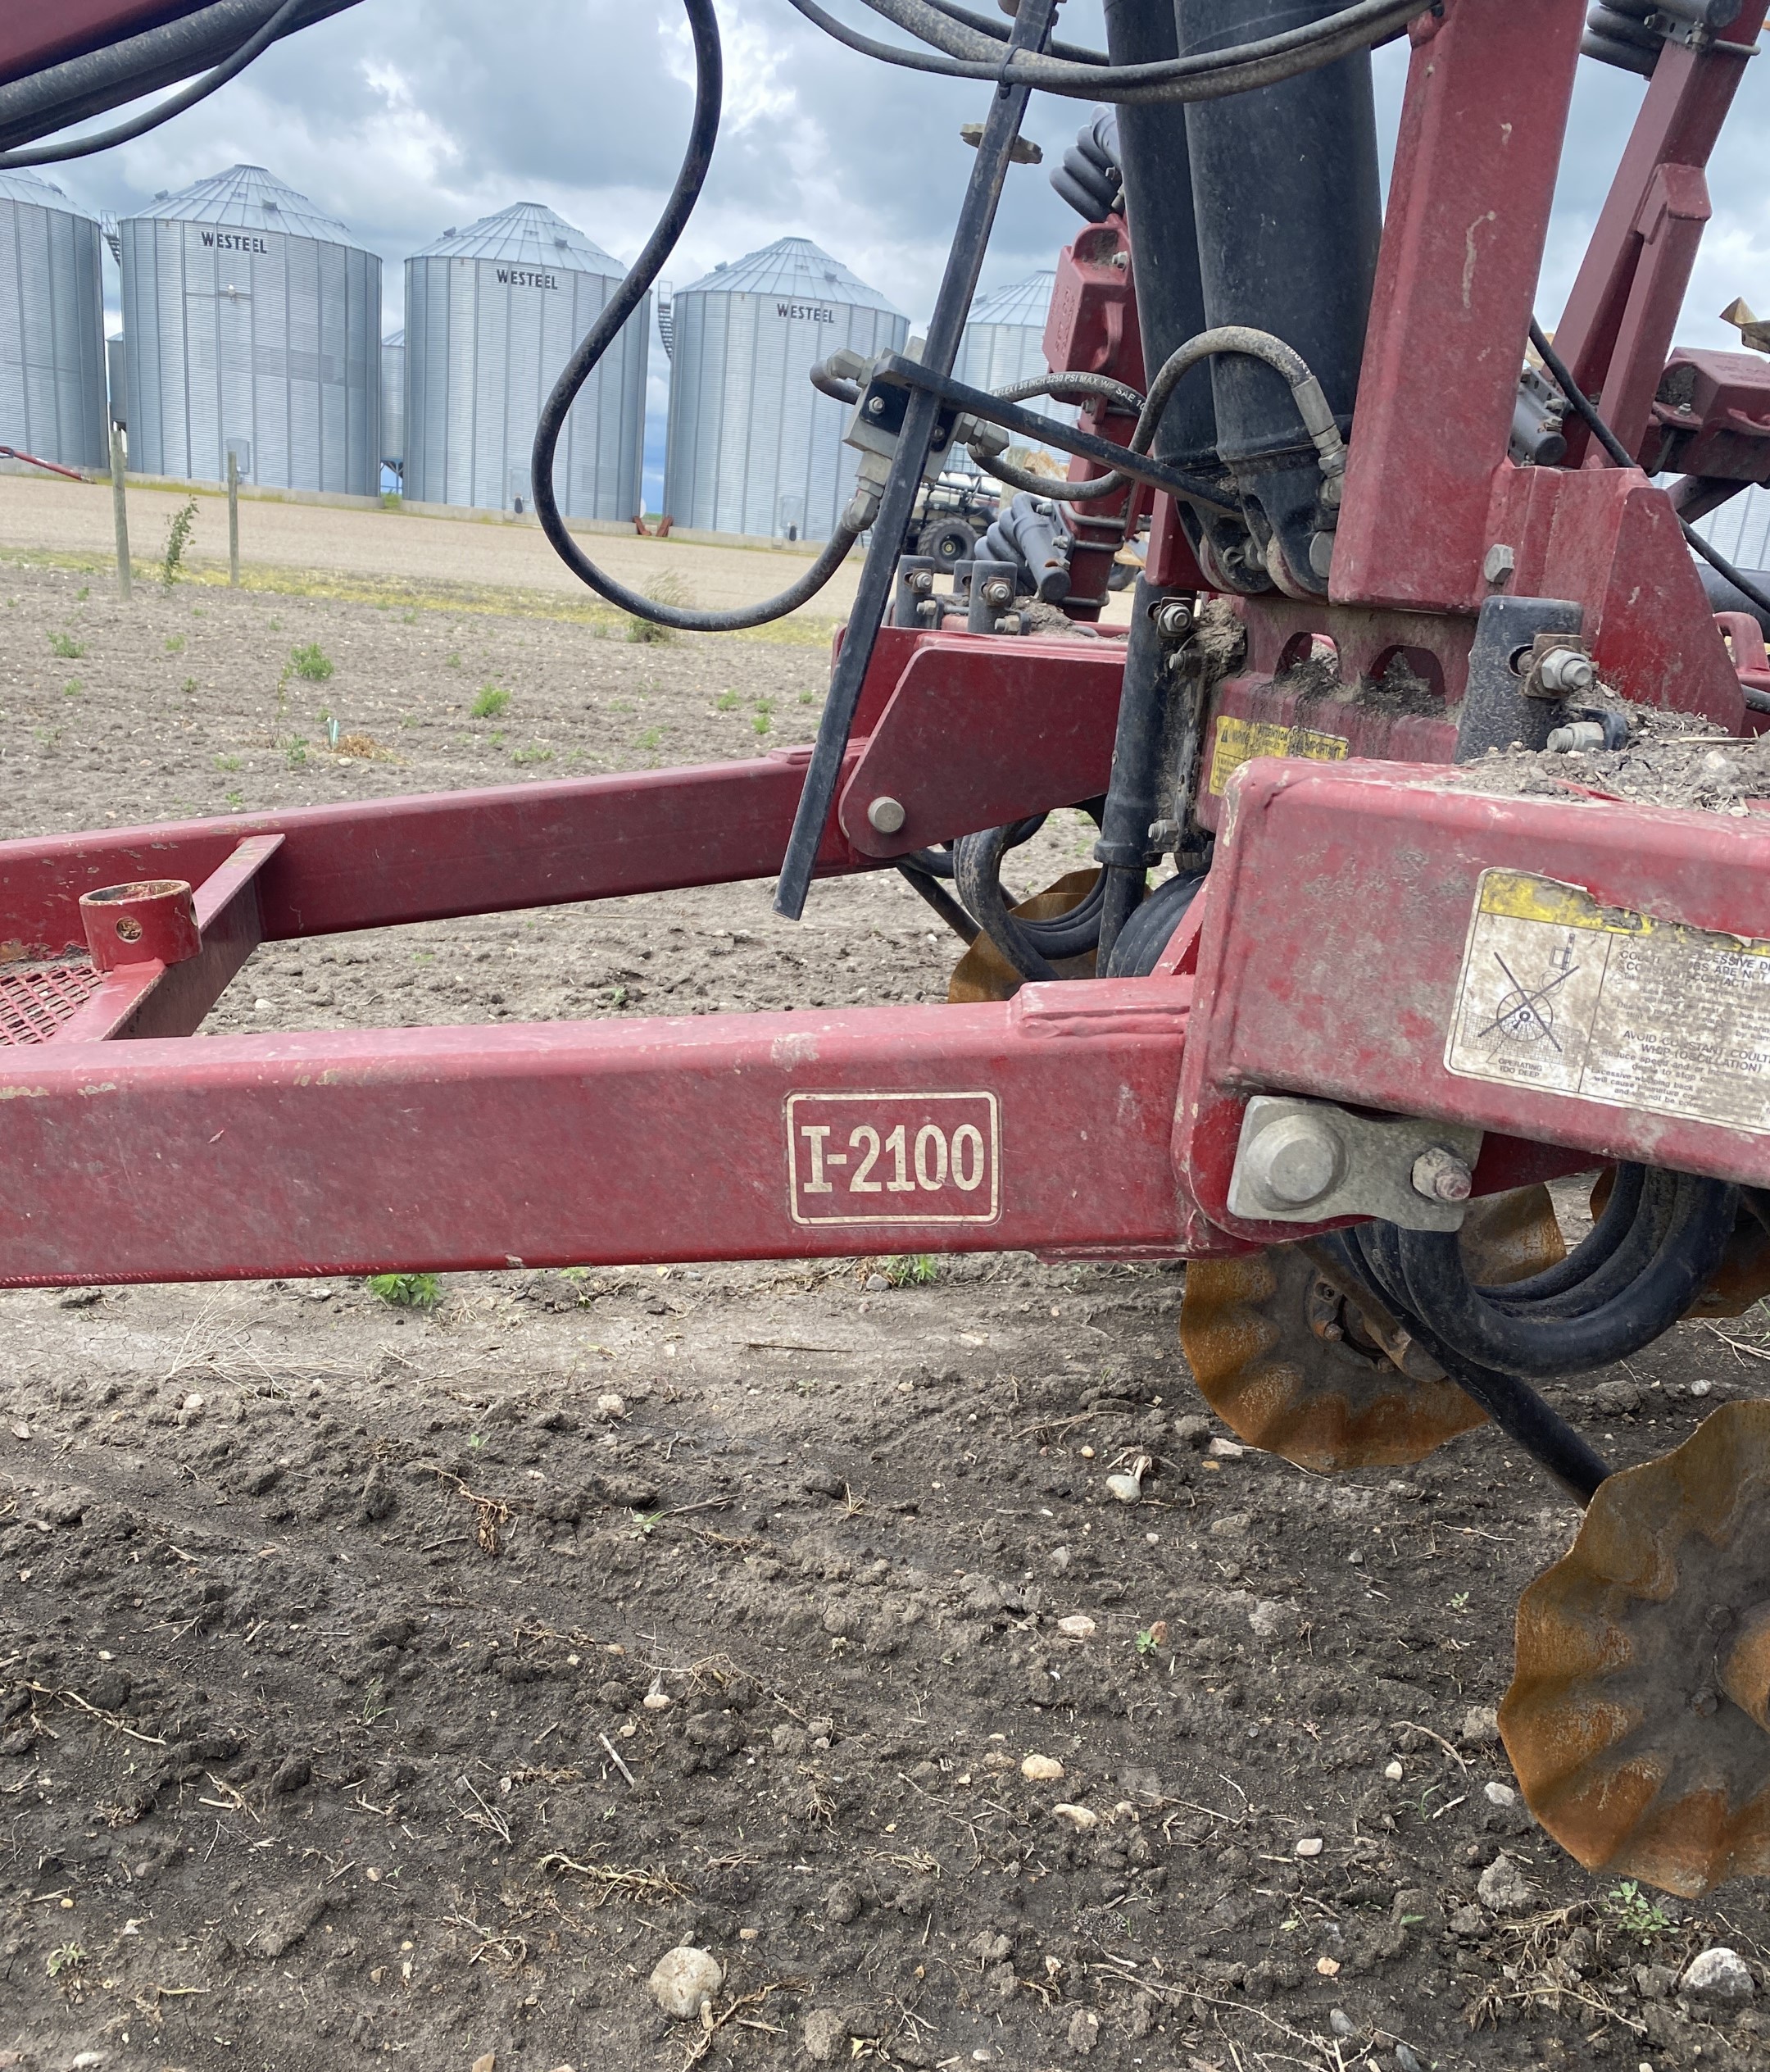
left=61, top=679, right=82, bottom=698
left=471, top=685, right=510, bottom=719
left=47, top=630, right=84, bottom=659
left=883, top=1255, right=937, bottom=1288
left=367, top=1271, right=440, bottom=1309
left=290, top=643, right=334, bottom=684
left=751, top=710, right=772, bottom=737
left=161, top=496, right=198, bottom=585
left=46, top=1943, right=85, bottom=1979
left=164, top=634, right=185, bottom=654
left=715, top=690, right=741, bottom=711
left=1606, top=1880, right=1673, bottom=1940
left=511, top=744, right=553, bottom=766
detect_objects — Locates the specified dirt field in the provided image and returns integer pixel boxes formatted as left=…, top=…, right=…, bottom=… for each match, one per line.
left=0, top=552, right=1768, bottom=2072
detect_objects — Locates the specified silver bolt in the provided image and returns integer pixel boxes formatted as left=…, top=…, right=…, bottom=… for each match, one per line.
left=1150, top=598, right=1194, bottom=642
left=1411, top=1146, right=1474, bottom=1204
left=867, top=395, right=887, bottom=416
left=982, top=577, right=1014, bottom=607
left=1537, top=646, right=1596, bottom=696
left=866, top=796, right=906, bottom=835
left=1546, top=720, right=1606, bottom=753
left=1482, top=543, right=1517, bottom=588
left=1245, top=1114, right=1343, bottom=1210
left=1146, top=819, right=1182, bottom=850
left=909, top=569, right=934, bottom=594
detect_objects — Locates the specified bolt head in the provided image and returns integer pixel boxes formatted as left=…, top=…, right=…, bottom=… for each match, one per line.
left=1411, top=1146, right=1473, bottom=1204
left=1482, top=543, right=1517, bottom=587
left=867, top=395, right=887, bottom=416
left=866, top=795, right=906, bottom=835
left=1538, top=645, right=1595, bottom=696
left=1150, top=599, right=1194, bottom=641
left=1248, top=1115, right=1342, bottom=1209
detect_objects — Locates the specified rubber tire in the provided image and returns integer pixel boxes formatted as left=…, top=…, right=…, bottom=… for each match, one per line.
left=918, top=518, right=978, bottom=566
left=1103, top=870, right=1208, bottom=977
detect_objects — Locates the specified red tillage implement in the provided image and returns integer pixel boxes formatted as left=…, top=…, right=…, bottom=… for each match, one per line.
left=9, top=0, right=1770, bottom=1891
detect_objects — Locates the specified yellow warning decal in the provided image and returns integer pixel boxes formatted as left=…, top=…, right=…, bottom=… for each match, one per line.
left=1446, top=869, right=1770, bottom=1132
left=1208, top=714, right=1350, bottom=796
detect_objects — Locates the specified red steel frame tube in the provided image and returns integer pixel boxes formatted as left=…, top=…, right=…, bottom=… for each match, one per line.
left=0, top=983, right=1191, bottom=1284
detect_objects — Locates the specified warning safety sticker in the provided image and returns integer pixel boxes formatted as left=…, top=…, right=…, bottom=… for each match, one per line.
left=1207, top=715, right=1350, bottom=795
left=1445, top=869, right=1770, bottom=1133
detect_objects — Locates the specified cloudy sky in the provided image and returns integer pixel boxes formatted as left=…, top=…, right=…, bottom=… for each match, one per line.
left=43, top=0, right=1770, bottom=504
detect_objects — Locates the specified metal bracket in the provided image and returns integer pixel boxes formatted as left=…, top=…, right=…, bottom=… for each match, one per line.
left=1226, top=1094, right=1484, bottom=1232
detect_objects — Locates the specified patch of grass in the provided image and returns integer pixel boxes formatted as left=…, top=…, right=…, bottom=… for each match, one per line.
left=180, top=676, right=197, bottom=695
left=471, top=685, right=510, bottom=719
left=61, top=679, right=82, bottom=698
left=751, top=710, right=773, bottom=738
left=0, top=546, right=838, bottom=646
left=164, top=634, right=186, bottom=654
left=511, top=744, right=553, bottom=766
left=290, top=642, right=334, bottom=684
left=883, top=1254, right=937, bottom=1288
left=624, top=571, right=692, bottom=644
left=46, top=1943, right=85, bottom=1979
left=366, top=1271, right=440, bottom=1310
left=75, top=584, right=88, bottom=602
left=161, top=496, right=198, bottom=586
left=637, top=727, right=665, bottom=751
left=214, top=754, right=242, bottom=772
left=715, top=689, right=742, bottom=711
left=380, top=491, right=404, bottom=511
left=225, top=788, right=245, bottom=810
left=47, top=630, right=84, bottom=658
left=284, top=737, right=309, bottom=767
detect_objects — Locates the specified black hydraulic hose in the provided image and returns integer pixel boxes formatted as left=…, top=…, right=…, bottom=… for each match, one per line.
left=530, top=0, right=860, bottom=634
left=0, top=0, right=306, bottom=167
left=1095, top=575, right=1181, bottom=965
left=914, top=0, right=1109, bottom=64
left=1530, top=317, right=1770, bottom=635
left=1323, top=1229, right=1613, bottom=1503
left=791, top=0, right=1423, bottom=102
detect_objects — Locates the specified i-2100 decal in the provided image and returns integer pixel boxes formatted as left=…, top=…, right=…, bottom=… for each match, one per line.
left=785, top=1091, right=1001, bottom=1227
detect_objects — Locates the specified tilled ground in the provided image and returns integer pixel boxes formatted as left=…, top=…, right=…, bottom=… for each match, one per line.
left=1, top=561, right=1768, bottom=2072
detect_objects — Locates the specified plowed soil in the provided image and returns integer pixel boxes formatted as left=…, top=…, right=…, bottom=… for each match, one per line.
left=2, top=557, right=1768, bottom=2072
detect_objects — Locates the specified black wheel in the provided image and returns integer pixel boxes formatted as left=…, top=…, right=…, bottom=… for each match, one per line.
left=917, top=518, right=978, bottom=566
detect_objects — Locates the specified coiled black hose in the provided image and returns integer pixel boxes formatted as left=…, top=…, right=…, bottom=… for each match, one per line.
left=1350, top=1167, right=1737, bottom=1379
left=952, top=817, right=1106, bottom=980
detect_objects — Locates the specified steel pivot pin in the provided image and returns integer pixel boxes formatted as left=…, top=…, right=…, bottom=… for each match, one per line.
left=1245, top=1113, right=1342, bottom=1209
left=866, top=797, right=906, bottom=834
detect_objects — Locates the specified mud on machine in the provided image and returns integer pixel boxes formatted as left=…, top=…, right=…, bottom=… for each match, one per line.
left=9, top=0, right=1770, bottom=1896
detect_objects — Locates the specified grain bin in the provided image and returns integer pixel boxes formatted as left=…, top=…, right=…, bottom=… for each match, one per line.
left=402, top=202, right=647, bottom=520
left=0, top=169, right=107, bottom=470
left=951, top=270, right=1072, bottom=472
left=663, top=236, right=907, bottom=541
left=118, top=164, right=381, bottom=493
left=380, top=328, right=404, bottom=475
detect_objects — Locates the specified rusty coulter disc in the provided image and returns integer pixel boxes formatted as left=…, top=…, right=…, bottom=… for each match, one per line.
left=1500, top=1401, right=1770, bottom=1897
left=1178, top=1186, right=1566, bottom=1474
left=946, top=868, right=1100, bottom=1004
